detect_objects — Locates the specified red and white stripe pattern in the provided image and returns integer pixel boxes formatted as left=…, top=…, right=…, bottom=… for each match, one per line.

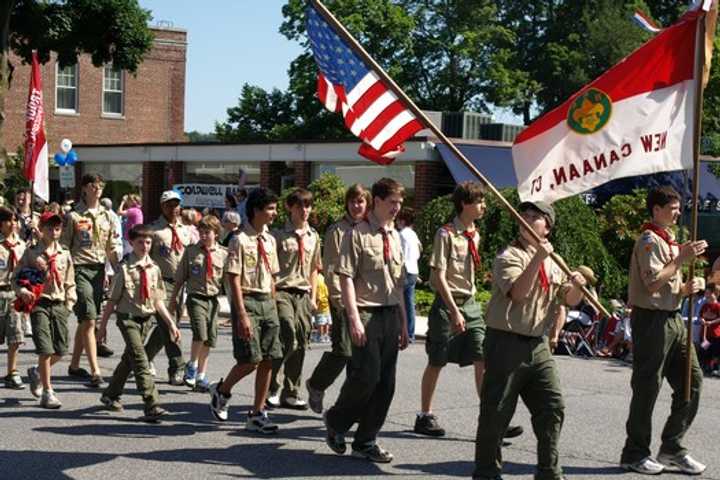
left=23, top=51, right=49, bottom=202
left=632, top=10, right=662, bottom=34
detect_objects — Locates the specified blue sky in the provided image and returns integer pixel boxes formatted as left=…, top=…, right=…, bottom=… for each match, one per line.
left=139, top=0, right=303, bottom=133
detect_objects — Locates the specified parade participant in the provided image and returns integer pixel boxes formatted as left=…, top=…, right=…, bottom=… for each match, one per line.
left=620, top=186, right=707, bottom=475
left=473, top=200, right=586, bottom=480
left=98, top=224, right=180, bottom=422
left=62, top=174, right=121, bottom=387
left=322, top=178, right=409, bottom=463
left=0, top=207, right=27, bottom=389
left=145, top=190, right=190, bottom=385
left=266, top=188, right=321, bottom=410
left=170, top=215, right=228, bottom=392
left=14, top=189, right=39, bottom=244
left=209, top=187, right=283, bottom=433
left=306, top=184, right=370, bottom=414
left=17, top=211, right=76, bottom=409
left=415, top=182, right=522, bottom=440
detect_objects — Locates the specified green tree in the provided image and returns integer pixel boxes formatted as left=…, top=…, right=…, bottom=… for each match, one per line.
left=1, top=0, right=154, bottom=163
left=273, top=173, right=347, bottom=236
left=185, top=130, right=218, bottom=143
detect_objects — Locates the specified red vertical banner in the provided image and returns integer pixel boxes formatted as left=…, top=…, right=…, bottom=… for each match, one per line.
left=23, top=51, right=49, bottom=201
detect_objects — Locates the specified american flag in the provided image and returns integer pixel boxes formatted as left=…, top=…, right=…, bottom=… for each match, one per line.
left=306, top=3, right=424, bottom=165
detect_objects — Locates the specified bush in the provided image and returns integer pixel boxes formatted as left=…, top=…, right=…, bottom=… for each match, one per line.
left=273, top=173, right=347, bottom=236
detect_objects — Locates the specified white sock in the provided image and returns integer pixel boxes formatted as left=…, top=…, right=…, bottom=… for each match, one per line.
left=190, top=360, right=198, bottom=369
left=197, top=371, right=206, bottom=381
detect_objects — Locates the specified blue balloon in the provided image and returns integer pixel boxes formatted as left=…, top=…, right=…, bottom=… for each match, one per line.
left=66, top=150, right=78, bottom=165
left=54, top=152, right=66, bottom=166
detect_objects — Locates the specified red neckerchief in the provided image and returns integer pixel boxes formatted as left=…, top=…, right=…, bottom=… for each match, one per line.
left=46, top=252, right=62, bottom=287
left=463, top=230, right=481, bottom=267
left=202, top=245, right=214, bottom=280
left=138, top=264, right=150, bottom=302
left=257, top=235, right=271, bottom=272
left=379, top=228, right=390, bottom=263
left=296, top=232, right=305, bottom=267
left=2, top=239, right=18, bottom=271
left=515, top=239, right=550, bottom=293
left=641, top=223, right=678, bottom=259
left=170, top=224, right=184, bottom=253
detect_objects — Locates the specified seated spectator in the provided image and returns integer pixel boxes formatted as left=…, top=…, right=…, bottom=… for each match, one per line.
left=598, top=304, right=633, bottom=360
left=699, top=284, right=720, bottom=376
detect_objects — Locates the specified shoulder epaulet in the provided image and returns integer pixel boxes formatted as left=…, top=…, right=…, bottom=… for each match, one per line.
left=439, top=223, right=454, bottom=236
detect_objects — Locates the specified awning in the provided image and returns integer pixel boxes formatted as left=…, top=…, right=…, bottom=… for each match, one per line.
left=435, top=143, right=516, bottom=189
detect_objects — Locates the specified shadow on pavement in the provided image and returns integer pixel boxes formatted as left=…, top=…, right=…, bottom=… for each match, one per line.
left=0, top=450, right=117, bottom=480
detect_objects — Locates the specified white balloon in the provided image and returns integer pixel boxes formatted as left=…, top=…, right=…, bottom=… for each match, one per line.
left=60, top=138, right=72, bottom=154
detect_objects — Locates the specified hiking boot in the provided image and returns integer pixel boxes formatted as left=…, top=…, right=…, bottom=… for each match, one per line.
left=281, top=396, right=308, bottom=410
left=657, top=452, right=706, bottom=475
left=306, top=379, right=324, bottom=414
left=100, top=395, right=124, bottom=412
left=168, top=370, right=184, bottom=386
left=323, top=411, right=346, bottom=454
left=183, top=364, right=197, bottom=388
left=246, top=410, right=279, bottom=434
left=40, top=389, right=62, bottom=409
left=88, top=375, right=105, bottom=388
left=414, top=413, right=446, bottom=437
left=142, top=405, right=168, bottom=422
left=97, top=343, right=114, bottom=358
left=27, top=366, right=42, bottom=398
left=352, top=443, right=394, bottom=463
left=68, top=366, right=92, bottom=379
left=209, top=379, right=230, bottom=421
left=621, top=456, right=665, bottom=475
left=504, top=425, right=524, bottom=439
left=4, top=371, right=24, bottom=390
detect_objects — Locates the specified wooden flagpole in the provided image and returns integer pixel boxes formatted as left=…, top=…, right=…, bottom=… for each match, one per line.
left=311, top=0, right=610, bottom=318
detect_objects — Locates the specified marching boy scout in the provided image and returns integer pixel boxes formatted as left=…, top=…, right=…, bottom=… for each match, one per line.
left=98, top=224, right=181, bottom=422
left=306, top=184, right=371, bottom=414
left=415, top=182, right=521, bottom=440
left=62, top=174, right=121, bottom=388
left=323, top=178, right=410, bottom=463
left=146, top=190, right=190, bottom=385
left=620, top=186, right=707, bottom=475
left=209, top=187, right=283, bottom=434
left=473, top=201, right=586, bottom=480
left=0, top=207, right=27, bottom=389
left=267, top=188, right=321, bottom=409
left=17, top=211, right=77, bottom=409
left=170, top=215, right=228, bottom=392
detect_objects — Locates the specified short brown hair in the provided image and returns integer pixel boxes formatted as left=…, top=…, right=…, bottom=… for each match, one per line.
left=129, top=224, right=153, bottom=241
left=81, top=173, right=104, bottom=187
left=371, top=178, right=404, bottom=200
left=647, top=186, right=681, bottom=216
left=286, top=188, right=313, bottom=208
left=396, top=207, right=415, bottom=226
left=198, top=215, right=222, bottom=235
left=452, top=181, right=486, bottom=214
left=345, top=184, right=372, bottom=214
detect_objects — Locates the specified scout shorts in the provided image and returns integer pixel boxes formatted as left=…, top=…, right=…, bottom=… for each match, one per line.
left=74, top=264, right=105, bottom=322
left=426, top=295, right=485, bottom=367
left=231, top=293, right=282, bottom=364
left=188, top=294, right=219, bottom=348
left=31, top=299, right=71, bottom=356
left=0, top=292, right=24, bottom=345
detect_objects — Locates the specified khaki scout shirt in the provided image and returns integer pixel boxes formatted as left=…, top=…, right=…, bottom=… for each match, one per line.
left=336, top=212, right=405, bottom=307
left=174, top=242, right=228, bottom=296
left=150, top=217, right=192, bottom=280
left=61, top=202, right=120, bottom=266
left=429, top=216, right=479, bottom=297
left=0, top=234, right=26, bottom=287
left=226, top=223, right=279, bottom=294
left=485, top=240, right=570, bottom=337
left=109, top=253, right=166, bottom=317
left=628, top=227, right=683, bottom=311
left=14, top=243, right=77, bottom=309
left=324, top=215, right=358, bottom=306
left=273, top=221, right=321, bottom=291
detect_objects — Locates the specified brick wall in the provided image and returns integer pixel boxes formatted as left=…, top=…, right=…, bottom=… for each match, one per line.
left=293, top=161, right=312, bottom=189
left=414, top=160, right=455, bottom=209
left=260, top=162, right=285, bottom=195
left=142, top=162, right=165, bottom=221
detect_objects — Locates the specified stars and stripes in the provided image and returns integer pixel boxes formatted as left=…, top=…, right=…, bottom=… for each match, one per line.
left=631, top=10, right=663, bottom=34
left=306, top=3, right=424, bottom=165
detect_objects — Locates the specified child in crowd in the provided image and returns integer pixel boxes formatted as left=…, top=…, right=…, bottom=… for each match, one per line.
left=699, top=283, right=720, bottom=375
left=313, top=272, right=331, bottom=343
left=171, top=216, right=228, bottom=392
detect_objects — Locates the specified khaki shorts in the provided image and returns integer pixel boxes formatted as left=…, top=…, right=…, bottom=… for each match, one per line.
left=187, top=294, right=219, bottom=348
left=0, top=292, right=24, bottom=345
left=74, top=264, right=105, bottom=322
left=231, top=293, right=282, bottom=364
left=426, top=295, right=485, bottom=367
left=31, top=299, right=71, bottom=356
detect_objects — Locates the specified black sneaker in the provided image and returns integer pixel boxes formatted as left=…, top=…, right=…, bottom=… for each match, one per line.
left=504, top=425, right=524, bottom=439
left=351, top=444, right=394, bottom=463
left=414, top=413, right=446, bottom=437
left=4, top=371, right=24, bottom=390
left=97, top=343, right=114, bottom=358
left=141, top=405, right=168, bottom=423
left=322, top=411, right=346, bottom=454
left=68, top=367, right=92, bottom=379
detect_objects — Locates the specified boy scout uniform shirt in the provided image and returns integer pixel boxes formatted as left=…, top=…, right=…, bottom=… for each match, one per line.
left=226, top=223, right=279, bottom=294
left=174, top=242, right=228, bottom=296
left=336, top=212, right=405, bottom=307
left=61, top=202, right=120, bottom=265
left=14, top=244, right=77, bottom=309
left=323, top=215, right=357, bottom=306
left=0, top=235, right=26, bottom=286
left=273, top=221, right=321, bottom=291
left=150, top=217, right=192, bottom=280
left=110, top=253, right=166, bottom=317
left=429, top=216, right=479, bottom=297
left=628, top=228, right=683, bottom=311
left=485, top=240, right=570, bottom=337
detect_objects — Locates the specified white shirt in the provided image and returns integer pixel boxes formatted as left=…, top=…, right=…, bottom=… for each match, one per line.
left=399, top=226, right=421, bottom=275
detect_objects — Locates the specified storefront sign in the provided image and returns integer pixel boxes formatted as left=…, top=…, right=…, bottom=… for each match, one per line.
left=173, top=183, right=242, bottom=209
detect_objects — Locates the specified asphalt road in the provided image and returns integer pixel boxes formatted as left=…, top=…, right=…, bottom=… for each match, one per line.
left=1, top=317, right=719, bottom=480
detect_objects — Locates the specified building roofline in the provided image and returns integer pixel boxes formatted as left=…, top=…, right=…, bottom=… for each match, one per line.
left=150, top=25, right=187, bottom=33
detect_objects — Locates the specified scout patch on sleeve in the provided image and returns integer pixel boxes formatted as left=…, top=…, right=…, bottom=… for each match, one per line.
left=159, top=245, right=171, bottom=257
left=642, top=232, right=654, bottom=244
left=0, top=259, right=6, bottom=270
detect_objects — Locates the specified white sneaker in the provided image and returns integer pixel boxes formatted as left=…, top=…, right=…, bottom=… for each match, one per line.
left=621, top=456, right=665, bottom=475
left=40, top=389, right=62, bottom=409
left=657, top=452, right=706, bottom=475
left=246, top=410, right=278, bottom=434
left=266, top=393, right=280, bottom=408
left=149, top=362, right=157, bottom=377
left=209, top=380, right=230, bottom=421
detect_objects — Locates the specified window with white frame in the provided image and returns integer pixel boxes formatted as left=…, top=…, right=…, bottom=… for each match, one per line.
left=103, top=64, right=123, bottom=115
left=56, top=63, right=78, bottom=112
